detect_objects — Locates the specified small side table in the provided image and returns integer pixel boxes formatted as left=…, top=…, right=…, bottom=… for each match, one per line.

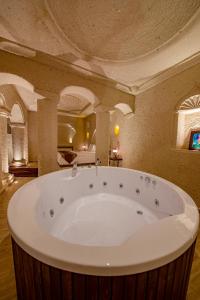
left=109, top=156, right=123, bottom=167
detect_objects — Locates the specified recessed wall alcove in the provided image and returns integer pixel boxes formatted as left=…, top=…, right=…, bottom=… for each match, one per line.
left=175, top=94, right=200, bottom=151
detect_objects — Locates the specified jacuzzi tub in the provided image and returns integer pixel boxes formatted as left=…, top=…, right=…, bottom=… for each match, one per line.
left=8, top=167, right=199, bottom=299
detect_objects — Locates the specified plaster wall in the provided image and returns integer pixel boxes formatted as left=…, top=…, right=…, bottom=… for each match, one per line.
left=114, top=62, right=200, bottom=206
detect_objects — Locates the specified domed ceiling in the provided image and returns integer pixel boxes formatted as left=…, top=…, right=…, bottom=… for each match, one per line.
left=46, top=0, right=200, bottom=61
left=0, top=0, right=200, bottom=93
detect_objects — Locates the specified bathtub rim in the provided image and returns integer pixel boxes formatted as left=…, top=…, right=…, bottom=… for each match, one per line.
left=7, top=167, right=199, bottom=276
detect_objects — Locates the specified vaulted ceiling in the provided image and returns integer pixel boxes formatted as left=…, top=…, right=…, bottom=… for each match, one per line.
left=0, top=0, right=200, bottom=113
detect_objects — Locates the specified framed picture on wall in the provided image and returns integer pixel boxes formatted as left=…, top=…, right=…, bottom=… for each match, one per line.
left=189, top=130, right=200, bottom=150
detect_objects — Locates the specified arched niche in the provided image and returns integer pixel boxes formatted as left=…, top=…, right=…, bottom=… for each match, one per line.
left=10, top=103, right=26, bottom=164
left=176, top=94, right=200, bottom=149
left=58, top=122, right=76, bottom=145
left=10, top=103, right=24, bottom=124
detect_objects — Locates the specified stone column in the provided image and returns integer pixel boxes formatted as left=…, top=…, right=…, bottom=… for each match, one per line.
left=10, top=122, right=27, bottom=165
left=0, top=107, right=12, bottom=192
left=95, top=106, right=111, bottom=166
left=37, top=98, right=58, bottom=176
left=24, top=124, right=29, bottom=163
left=0, top=110, right=9, bottom=173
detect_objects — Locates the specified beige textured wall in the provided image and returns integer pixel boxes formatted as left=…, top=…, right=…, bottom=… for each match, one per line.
left=58, top=115, right=85, bottom=150
left=113, top=63, right=200, bottom=206
left=28, top=111, right=38, bottom=162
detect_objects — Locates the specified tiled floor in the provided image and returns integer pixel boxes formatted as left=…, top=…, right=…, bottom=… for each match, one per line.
left=0, top=177, right=199, bottom=300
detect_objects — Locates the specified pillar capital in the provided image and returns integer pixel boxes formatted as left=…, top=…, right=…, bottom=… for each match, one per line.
left=10, top=122, right=25, bottom=128
left=35, top=88, right=60, bottom=105
left=37, top=97, right=59, bottom=111
left=94, top=104, right=113, bottom=113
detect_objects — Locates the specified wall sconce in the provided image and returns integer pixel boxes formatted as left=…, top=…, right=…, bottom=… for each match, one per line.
left=86, top=131, right=90, bottom=139
left=69, top=137, right=72, bottom=144
left=114, top=125, right=120, bottom=136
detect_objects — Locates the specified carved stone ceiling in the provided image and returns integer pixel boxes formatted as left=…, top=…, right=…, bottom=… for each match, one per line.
left=14, top=85, right=90, bottom=115
left=0, top=0, right=200, bottom=91
left=47, top=0, right=200, bottom=61
left=58, top=94, right=90, bottom=114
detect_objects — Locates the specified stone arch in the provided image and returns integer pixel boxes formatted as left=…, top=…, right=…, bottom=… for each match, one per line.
left=176, top=94, right=200, bottom=113
left=60, top=85, right=99, bottom=105
left=0, top=72, right=43, bottom=112
left=175, top=84, right=200, bottom=111
left=114, top=103, right=134, bottom=117
left=0, top=73, right=34, bottom=92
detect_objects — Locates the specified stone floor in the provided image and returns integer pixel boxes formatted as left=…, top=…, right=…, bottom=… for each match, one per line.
left=0, top=177, right=33, bottom=300
left=0, top=177, right=200, bottom=300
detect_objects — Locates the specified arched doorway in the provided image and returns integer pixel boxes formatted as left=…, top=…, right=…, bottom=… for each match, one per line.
left=10, top=103, right=26, bottom=165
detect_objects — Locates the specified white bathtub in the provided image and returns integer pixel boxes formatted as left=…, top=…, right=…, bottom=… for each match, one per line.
left=8, top=166, right=199, bottom=276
